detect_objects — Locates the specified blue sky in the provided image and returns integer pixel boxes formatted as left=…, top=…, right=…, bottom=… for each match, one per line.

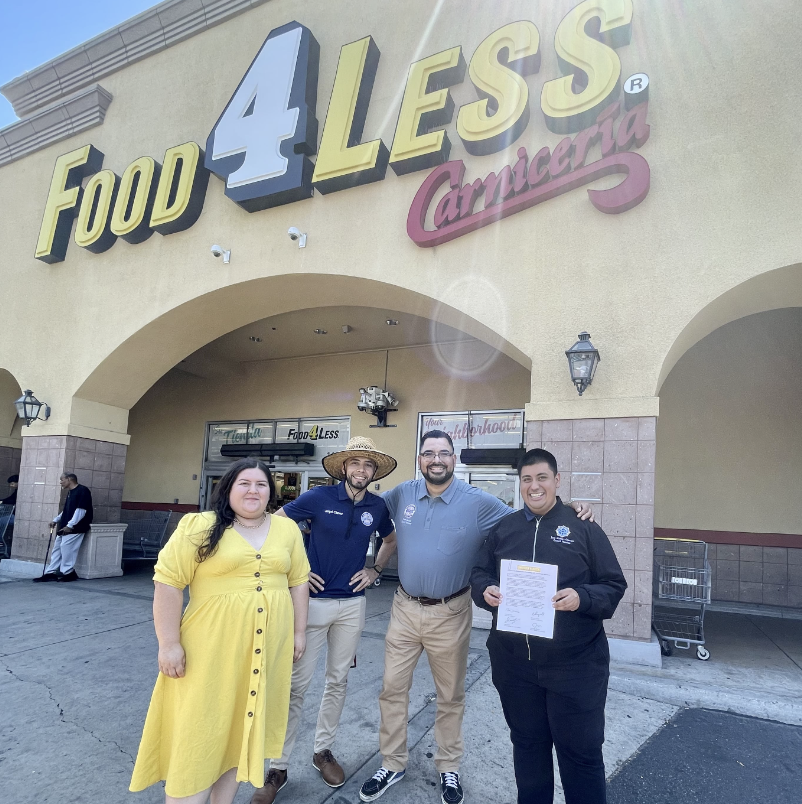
left=0, top=1, right=159, bottom=129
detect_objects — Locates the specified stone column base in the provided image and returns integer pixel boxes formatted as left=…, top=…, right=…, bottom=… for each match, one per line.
left=74, top=523, right=127, bottom=579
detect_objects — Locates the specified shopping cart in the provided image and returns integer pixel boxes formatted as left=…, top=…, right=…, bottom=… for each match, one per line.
left=652, top=538, right=711, bottom=661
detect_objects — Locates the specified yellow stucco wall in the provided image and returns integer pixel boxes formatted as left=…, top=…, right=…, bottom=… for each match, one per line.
left=0, top=0, right=800, bottom=437
left=123, top=341, right=530, bottom=503
left=655, top=308, right=802, bottom=535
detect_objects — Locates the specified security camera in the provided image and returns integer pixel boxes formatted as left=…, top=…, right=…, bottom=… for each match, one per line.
left=210, top=244, right=230, bottom=263
left=288, top=227, right=307, bottom=248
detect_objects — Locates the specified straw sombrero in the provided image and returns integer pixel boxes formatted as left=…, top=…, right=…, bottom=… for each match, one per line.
left=322, top=436, right=397, bottom=481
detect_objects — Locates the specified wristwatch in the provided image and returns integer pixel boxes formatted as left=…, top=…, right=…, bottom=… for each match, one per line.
left=373, top=564, right=384, bottom=575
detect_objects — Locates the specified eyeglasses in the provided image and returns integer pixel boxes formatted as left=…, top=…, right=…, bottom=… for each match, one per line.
left=419, top=450, right=454, bottom=461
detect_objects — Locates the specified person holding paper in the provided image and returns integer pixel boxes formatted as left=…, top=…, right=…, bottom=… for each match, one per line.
left=470, top=448, right=626, bottom=804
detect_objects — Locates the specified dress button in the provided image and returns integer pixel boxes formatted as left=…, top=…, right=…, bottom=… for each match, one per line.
left=258, top=608, right=264, bottom=613
left=253, top=669, right=259, bottom=674
left=256, top=586, right=262, bottom=591
left=255, top=572, right=260, bottom=577
left=255, top=648, right=261, bottom=654
left=251, top=690, right=256, bottom=696
left=248, top=712, right=253, bottom=717
left=257, top=629, right=263, bottom=634
left=256, top=554, right=261, bottom=559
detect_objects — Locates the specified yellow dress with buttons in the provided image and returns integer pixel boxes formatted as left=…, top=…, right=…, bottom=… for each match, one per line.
left=130, top=511, right=310, bottom=797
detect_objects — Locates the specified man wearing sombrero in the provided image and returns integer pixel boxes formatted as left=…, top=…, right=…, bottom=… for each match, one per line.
left=251, top=437, right=398, bottom=804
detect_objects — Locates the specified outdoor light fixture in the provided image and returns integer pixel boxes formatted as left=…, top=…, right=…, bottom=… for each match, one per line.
left=386, top=319, right=399, bottom=326
left=14, top=390, right=51, bottom=426
left=565, top=332, right=601, bottom=396
left=313, top=329, right=328, bottom=335
left=357, top=385, right=399, bottom=428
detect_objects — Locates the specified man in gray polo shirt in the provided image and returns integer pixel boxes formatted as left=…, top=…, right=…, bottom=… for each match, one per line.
left=359, top=430, right=591, bottom=804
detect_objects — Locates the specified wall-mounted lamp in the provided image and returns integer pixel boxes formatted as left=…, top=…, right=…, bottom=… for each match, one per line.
left=14, top=390, right=51, bottom=426
left=210, top=244, right=231, bottom=263
left=288, top=227, right=307, bottom=248
left=565, top=332, right=601, bottom=396
left=357, top=386, right=399, bottom=428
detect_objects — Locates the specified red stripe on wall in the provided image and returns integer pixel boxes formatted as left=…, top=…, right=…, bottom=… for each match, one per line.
left=654, top=528, right=802, bottom=549
left=122, top=501, right=199, bottom=514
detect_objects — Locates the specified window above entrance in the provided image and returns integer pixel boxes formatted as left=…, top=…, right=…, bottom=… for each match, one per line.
left=206, top=417, right=350, bottom=464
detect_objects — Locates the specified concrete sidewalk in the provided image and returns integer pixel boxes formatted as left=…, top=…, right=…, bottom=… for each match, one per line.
left=1, top=568, right=798, bottom=804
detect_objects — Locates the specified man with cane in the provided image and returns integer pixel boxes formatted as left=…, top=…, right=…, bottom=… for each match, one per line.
left=33, top=473, right=93, bottom=583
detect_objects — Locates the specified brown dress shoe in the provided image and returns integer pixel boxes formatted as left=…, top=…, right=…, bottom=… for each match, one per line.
left=251, top=768, right=287, bottom=804
left=313, top=749, right=345, bottom=788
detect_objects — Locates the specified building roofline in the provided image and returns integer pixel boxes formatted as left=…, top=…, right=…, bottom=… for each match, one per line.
left=1, top=0, right=272, bottom=120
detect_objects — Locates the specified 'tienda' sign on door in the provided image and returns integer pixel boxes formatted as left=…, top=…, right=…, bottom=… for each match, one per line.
left=34, top=0, right=649, bottom=264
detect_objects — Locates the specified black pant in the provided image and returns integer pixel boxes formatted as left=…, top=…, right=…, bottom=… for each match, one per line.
left=488, top=631, right=610, bottom=804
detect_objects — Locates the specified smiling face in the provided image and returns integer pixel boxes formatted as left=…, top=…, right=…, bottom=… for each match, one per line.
left=520, top=461, right=560, bottom=516
left=344, top=456, right=378, bottom=490
left=418, top=436, right=456, bottom=487
left=228, top=467, right=271, bottom=520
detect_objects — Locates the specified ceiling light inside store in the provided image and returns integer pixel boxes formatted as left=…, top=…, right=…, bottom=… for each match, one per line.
left=386, top=319, right=399, bottom=326
left=313, top=329, right=328, bottom=335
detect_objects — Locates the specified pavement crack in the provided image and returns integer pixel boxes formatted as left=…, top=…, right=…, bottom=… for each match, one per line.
left=0, top=619, right=154, bottom=658
left=317, top=653, right=492, bottom=804
left=747, top=616, right=802, bottom=673
left=1, top=658, right=137, bottom=766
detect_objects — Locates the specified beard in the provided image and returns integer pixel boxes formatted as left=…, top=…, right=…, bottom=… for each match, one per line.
left=421, top=463, right=454, bottom=487
left=346, top=472, right=372, bottom=490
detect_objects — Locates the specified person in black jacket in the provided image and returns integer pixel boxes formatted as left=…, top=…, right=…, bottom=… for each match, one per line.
left=471, top=448, right=626, bottom=804
left=33, top=473, right=93, bottom=583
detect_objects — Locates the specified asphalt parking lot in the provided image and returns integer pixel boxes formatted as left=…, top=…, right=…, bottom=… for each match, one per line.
left=607, top=707, right=802, bottom=804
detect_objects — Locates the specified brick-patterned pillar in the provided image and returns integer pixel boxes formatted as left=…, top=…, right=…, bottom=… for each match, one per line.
left=11, top=435, right=127, bottom=567
left=526, top=416, right=656, bottom=642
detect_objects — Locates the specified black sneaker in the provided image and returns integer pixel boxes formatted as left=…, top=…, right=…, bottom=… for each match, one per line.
left=440, top=772, right=463, bottom=804
left=359, top=767, right=405, bottom=802
left=32, top=572, right=60, bottom=583
left=57, top=570, right=79, bottom=582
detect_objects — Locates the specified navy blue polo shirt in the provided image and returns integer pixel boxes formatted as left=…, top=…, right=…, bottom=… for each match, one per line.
left=282, top=482, right=394, bottom=598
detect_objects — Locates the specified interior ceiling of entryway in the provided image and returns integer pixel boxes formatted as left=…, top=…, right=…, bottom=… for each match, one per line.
left=182, top=306, right=475, bottom=364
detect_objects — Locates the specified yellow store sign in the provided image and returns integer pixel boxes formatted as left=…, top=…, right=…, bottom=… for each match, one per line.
left=35, top=0, right=642, bottom=263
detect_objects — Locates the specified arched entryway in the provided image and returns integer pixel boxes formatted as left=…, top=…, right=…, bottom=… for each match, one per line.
left=656, top=263, right=802, bottom=609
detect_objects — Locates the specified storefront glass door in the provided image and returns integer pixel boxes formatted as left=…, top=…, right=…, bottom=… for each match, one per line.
left=201, top=469, right=336, bottom=510
left=468, top=473, right=520, bottom=510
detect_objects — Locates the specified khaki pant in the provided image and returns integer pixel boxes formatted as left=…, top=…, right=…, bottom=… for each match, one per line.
left=271, top=595, right=366, bottom=769
left=379, top=587, right=473, bottom=773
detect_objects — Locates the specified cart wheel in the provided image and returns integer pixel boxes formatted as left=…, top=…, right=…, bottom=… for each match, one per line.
left=660, top=640, right=674, bottom=657
left=696, top=646, right=710, bottom=661
left=373, top=578, right=382, bottom=587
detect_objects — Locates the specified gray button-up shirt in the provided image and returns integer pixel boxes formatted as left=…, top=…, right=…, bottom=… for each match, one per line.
left=383, top=477, right=512, bottom=599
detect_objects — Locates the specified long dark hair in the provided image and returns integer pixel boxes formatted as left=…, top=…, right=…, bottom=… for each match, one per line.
left=198, top=458, right=276, bottom=562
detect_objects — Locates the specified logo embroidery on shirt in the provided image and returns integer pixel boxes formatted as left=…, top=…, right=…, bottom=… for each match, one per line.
left=552, top=525, right=574, bottom=544
left=361, top=511, right=374, bottom=527
left=402, top=504, right=416, bottom=524
left=324, top=509, right=344, bottom=516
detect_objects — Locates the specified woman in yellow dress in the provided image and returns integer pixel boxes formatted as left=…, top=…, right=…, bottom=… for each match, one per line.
left=130, top=458, right=310, bottom=803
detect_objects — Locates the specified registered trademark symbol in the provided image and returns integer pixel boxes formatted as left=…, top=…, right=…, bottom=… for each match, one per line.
left=624, top=73, right=649, bottom=109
